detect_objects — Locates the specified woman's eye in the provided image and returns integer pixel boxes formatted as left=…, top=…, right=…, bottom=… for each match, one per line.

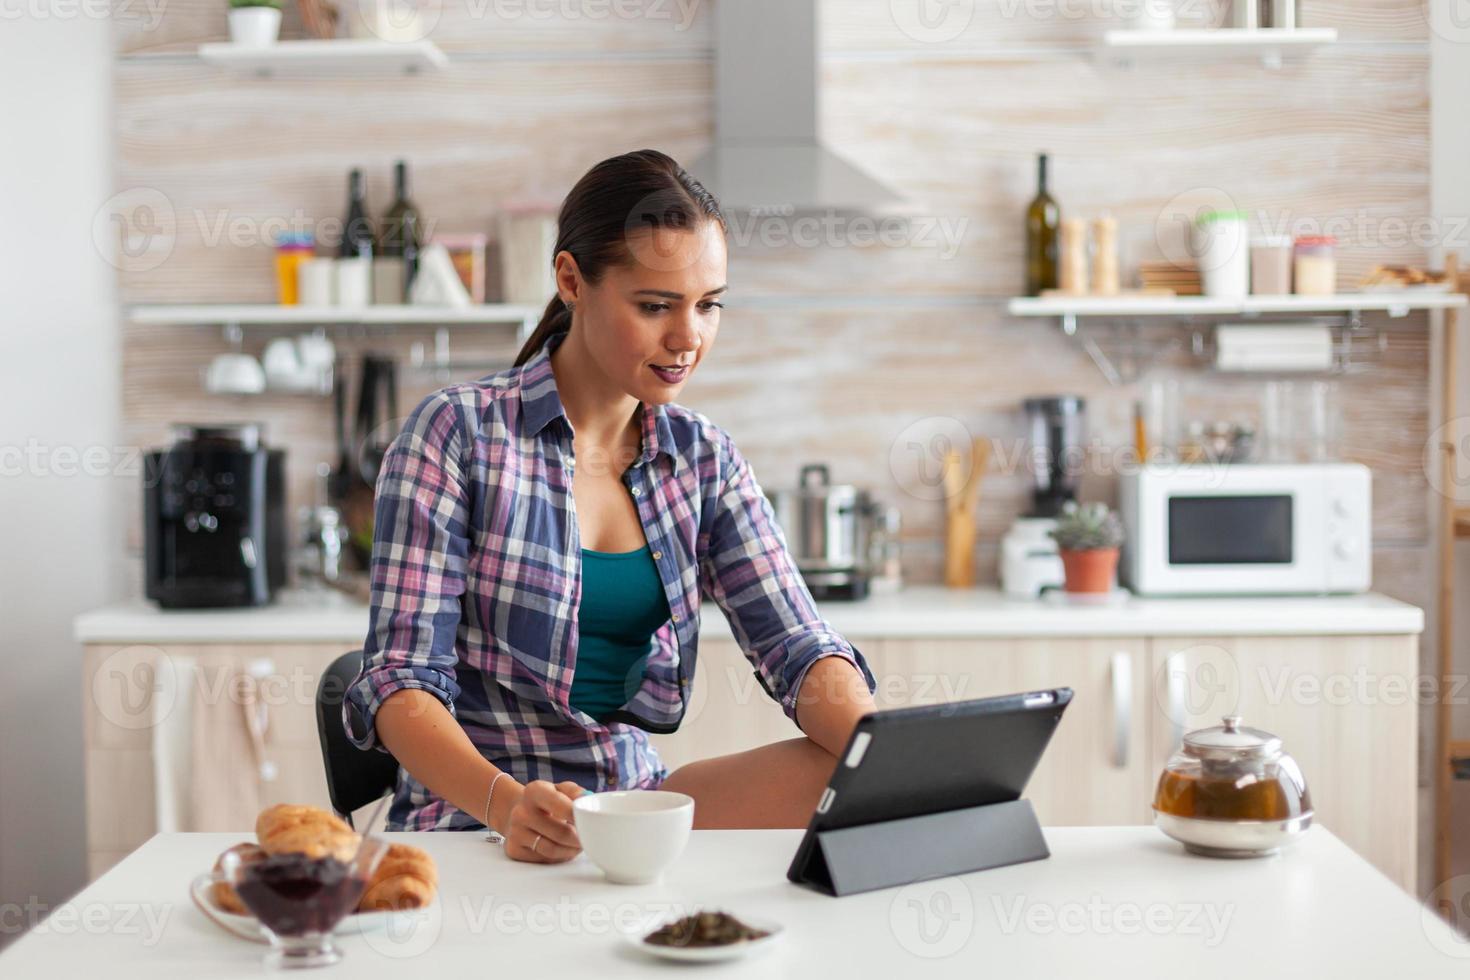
left=698, top=301, right=725, bottom=313
left=641, top=303, right=669, bottom=314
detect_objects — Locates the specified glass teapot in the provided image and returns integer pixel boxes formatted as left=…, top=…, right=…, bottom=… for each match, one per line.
left=1153, top=715, right=1314, bottom=856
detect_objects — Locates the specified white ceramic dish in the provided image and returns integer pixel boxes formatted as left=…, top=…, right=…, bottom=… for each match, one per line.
left=624, top=911, right=785, bottom=963
left=188, top=874, right=418, bottom=943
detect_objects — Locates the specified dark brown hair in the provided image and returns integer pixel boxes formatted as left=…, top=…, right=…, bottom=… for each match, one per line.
left=512, top=149, right=727, bottom=367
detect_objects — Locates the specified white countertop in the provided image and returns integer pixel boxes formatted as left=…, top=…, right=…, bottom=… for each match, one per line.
left=73, top=586, right=1424, bottom=645
left=1, top=827, right=1461, bottom=977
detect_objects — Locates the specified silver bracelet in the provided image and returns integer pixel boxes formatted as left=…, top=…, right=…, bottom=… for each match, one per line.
left=483, top=772, right=510, bottom=843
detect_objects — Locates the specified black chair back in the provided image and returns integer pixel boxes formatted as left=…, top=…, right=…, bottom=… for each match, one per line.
left=315, top=650, right=400, bottom=827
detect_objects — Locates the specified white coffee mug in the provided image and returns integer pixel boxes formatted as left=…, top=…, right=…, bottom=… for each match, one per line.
left=205, top=352, right=267, bottom=396
left=572, top=791, right=694, bottom=885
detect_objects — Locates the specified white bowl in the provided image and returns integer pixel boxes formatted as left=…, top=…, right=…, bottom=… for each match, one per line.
left=572, top=791, right=694, bottom=885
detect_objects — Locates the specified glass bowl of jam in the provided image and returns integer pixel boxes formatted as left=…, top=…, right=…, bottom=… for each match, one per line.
left=1152, top=715, right=1313, bottom=858
left=201, top=841, right=386, bottom=969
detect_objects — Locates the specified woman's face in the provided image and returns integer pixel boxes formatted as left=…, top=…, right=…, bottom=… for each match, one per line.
left=559, top=221, right=728, bottom=406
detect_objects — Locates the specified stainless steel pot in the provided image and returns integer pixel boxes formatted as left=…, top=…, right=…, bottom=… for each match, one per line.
left=766, top=464, right=893, bottom=600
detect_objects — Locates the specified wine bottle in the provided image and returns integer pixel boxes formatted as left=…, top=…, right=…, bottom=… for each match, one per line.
left=378, top=160, right=422, bottom=300
left=341, top=168, right=374, bottom=259
left=1024, top=152, right=1060, bottom=297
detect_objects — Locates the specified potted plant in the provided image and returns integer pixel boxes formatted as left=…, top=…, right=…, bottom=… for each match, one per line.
left=228, top=0, right=283, bottom=46
left=1050, top=501, right=1124, bottom=594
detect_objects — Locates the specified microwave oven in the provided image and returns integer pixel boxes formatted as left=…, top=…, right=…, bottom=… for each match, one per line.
left=1119, top=464, right=1371, bottom=597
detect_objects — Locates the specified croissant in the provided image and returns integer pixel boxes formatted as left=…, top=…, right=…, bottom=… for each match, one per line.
left=255, top=804, right=358, bottom=862
left=358, top=842, right=438, bottom=911
left=210, top=842, right=267, bottom=915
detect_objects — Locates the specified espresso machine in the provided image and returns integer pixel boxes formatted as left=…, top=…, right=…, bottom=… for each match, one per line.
left=144, top=423, right=287, bottom=608
left=1000, top=397, right=1086, bottom=599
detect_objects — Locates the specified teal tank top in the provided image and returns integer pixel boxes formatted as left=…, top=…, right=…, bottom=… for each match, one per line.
left=569, top=545, right=671, bottom=721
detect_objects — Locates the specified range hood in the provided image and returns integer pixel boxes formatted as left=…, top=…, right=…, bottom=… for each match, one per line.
left=689, top=0, right=911, bottom=215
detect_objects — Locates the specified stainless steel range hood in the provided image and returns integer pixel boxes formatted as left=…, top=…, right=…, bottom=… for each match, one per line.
left=689, top=0, right=911, bottom=215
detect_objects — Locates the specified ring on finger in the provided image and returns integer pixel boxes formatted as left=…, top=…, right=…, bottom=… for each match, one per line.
left=532, top=833, right=543, bottom=855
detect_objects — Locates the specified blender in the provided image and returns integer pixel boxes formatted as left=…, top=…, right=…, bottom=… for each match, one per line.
left=1000, top=396, right=1086, bottom=598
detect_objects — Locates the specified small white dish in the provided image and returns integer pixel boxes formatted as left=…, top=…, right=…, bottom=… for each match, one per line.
left=624, top=910, right=784, bottom=963
left=188, top=873, right=419, bottom=943
left=572, top=790, right=693, bottom=885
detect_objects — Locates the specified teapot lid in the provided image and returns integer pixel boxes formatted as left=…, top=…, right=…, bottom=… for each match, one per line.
left=1182, top=715, right=1281, bottom=761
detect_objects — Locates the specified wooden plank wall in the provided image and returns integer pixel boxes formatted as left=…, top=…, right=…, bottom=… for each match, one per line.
left=111, top=0, right=1434, bottom=622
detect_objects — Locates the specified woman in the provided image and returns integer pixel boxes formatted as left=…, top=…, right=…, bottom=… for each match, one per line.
left=346, top=149, right=877, bottom=863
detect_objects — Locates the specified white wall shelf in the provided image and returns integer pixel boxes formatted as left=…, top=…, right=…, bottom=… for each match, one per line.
left=1008, top=292, right=1468, bottom=384
left=1009, top=292, right=1466, bottom=328
left=127, top=303, right=538, bottom=329
left=1100, top=28, right=1338, bottom=67
left=197, top=39, right=447, bottom=76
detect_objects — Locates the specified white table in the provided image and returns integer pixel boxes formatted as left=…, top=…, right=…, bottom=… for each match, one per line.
left=3, top=827, right=1465, bottom=977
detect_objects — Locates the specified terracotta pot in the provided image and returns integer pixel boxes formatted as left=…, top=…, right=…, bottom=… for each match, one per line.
left=1059, top=547, right=1119, bottom=594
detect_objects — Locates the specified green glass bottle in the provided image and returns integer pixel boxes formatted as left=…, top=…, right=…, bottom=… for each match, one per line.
left=1024, top=153, right=1060, bottom=296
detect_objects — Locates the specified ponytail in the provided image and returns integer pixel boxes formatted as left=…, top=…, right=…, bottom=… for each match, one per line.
left=513, top=294, right=573, bottom=367
left=507, top=148, right=726, bottom=370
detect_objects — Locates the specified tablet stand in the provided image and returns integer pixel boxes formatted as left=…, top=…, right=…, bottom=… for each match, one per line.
left=788, top=798, right=1050, bottom=897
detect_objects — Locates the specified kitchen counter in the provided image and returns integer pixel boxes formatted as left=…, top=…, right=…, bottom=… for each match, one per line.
left=73, top=585, right=1424, bottom=644
left=3, top=827, right=1461, bottom=978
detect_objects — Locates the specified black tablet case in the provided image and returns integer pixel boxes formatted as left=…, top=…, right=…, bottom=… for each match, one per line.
left=787, top=690, right=1070, bottom=897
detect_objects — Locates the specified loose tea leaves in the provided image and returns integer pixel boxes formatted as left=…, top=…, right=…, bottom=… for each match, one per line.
left=644, top=910, right=771, bottom=948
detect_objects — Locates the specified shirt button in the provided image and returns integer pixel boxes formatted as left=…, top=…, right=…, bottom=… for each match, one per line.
left=651, top=550, right=662, bottom=560
left=630, top=487, right=641, bottom=496
left=567, top=455, right=575, bottom=466
left=671, top=613, right=680, bottom=623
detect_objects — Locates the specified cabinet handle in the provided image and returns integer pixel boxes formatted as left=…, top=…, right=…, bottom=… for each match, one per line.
left=1166, top=652, right=1187, bottom=748
left=1110, top=651, right=1131, bottom=769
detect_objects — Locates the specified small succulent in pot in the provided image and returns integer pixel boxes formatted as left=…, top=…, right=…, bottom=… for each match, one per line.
left=1049, top=501, right=1124, bottom=593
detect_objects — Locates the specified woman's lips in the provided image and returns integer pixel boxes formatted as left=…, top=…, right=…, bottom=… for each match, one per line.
left=650, top=364, right=689, bottom=385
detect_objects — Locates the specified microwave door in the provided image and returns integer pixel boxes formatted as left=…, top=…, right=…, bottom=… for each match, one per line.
left=1154, top=488, right=1324, bottom=595
left=1167, top=495, right=1294, bottom=566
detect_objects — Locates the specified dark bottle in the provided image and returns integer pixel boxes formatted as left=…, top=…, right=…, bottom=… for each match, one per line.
left=340, top=169, right=374, bottom=259
left=378, top=160, right=422, bottom=299
left=1024, top=152, right=1060, bottom=296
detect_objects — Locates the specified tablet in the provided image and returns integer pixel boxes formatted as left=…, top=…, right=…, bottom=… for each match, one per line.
left=786, top=688, right=1072, bottom=884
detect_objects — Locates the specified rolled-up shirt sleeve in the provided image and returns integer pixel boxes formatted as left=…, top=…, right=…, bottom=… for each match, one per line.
left=697, top=433, right=877, bottom=727
left=344, top=390, right=471, bottom=752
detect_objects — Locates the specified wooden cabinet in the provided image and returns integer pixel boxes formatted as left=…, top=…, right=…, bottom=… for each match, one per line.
left=652, top=636, right=1154, bottom=826
left=1148, top=635, right=1419, bottom=892
left=647, top=639, right=802, bottom=771
left=871, top=638, right=1154, bottom=827
left=82, top=632, right=1419, bottom=892
left=82, top=642, right=343, bottom=878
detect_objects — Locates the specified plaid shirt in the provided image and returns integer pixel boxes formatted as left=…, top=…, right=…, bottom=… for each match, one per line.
left=345, top=332, right=876, bottom=831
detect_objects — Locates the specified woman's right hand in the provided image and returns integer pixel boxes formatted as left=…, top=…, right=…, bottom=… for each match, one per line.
left=495, top=780, right=585, bottom=864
